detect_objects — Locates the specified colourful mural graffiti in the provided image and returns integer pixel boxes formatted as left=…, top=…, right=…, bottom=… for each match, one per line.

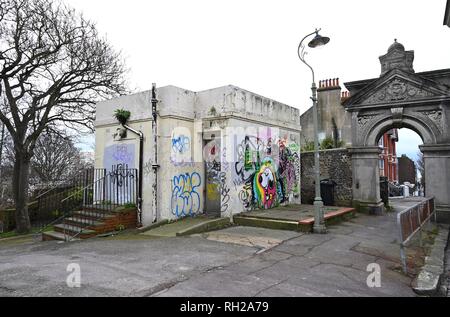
left=233, top=134, right=300, bottom=211
left=254, top=157, right=278, bottom=209
left=171, top=172, right=201, bottom=218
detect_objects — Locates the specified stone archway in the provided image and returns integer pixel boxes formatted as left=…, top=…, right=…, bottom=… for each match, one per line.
left=343, top=40, right=450, bottom=223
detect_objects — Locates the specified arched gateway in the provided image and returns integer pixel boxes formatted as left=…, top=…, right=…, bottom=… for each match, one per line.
left=343, top=40, right=450, bottom=223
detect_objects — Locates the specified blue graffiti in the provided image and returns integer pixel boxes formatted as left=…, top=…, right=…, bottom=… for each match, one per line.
left=172, top=135, right=190, bottom=154
left=171, top=172, right=201, bottom=218
left=111, top=144, right=134, bottom=165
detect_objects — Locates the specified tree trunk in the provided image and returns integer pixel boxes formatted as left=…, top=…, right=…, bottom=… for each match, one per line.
left=13, top=153, right=31, bottom=233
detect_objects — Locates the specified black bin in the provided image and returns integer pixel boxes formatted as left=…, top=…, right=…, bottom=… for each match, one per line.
left=320, top=179, right=337, bottom=206
left=379, top=176, right=389, bottom=206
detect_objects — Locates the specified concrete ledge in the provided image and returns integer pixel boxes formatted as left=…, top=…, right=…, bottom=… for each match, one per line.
left=138, top=219, right=170, bottom=233
left=299, top=208, right=355, bottom=225
left=234, top=216, right=301, bottom=232
left=353, top=200, right=385, bottom=215
left=235, top=207, right=356, bottom=233
left=176, top=218, right=232, bottom=237
left=412, top=225, right=449, bottom=296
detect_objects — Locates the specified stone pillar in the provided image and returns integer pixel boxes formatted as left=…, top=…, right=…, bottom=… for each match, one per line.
left=349, top=146, right=385, bottom=214
left=420, top=144, right=450, bottom=224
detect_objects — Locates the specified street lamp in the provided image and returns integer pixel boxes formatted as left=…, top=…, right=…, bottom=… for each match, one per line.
left=298, top=28, right=330, bottom=234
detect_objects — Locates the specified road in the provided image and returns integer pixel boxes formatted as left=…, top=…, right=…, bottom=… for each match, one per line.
left=0, top=201, right=425, bottom=297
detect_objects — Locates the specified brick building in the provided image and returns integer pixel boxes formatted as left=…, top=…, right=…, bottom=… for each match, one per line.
left=378, top=129, right=399, bottom=183
left=398, top=154, right=417, bottom=185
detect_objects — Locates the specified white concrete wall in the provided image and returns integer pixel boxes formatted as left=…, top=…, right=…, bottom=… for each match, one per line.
left=196, top=85, right=300, bottom=126
left=158, top=117, right=205, bottom=221
left=205, top=118, right=301, bottom=217
left=95, top=119, right=155, bottom=225
left=95, top=84, right=302, bottom=223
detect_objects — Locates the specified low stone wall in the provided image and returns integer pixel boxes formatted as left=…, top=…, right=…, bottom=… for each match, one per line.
left=301, top=148, right=353, bottom=207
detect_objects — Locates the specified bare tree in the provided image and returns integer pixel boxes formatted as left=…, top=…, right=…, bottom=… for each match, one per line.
left=0, top=0, right=127, bottom=233
left=417, top=150, right=425, bottom=191
left=31, top=132, right=83, bottom=185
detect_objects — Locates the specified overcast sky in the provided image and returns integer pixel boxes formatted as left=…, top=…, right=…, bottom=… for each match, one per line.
left=67, top=0, right=449, bottom=160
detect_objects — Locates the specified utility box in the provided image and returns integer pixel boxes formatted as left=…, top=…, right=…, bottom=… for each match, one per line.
left=320, top=179, right=337, bottom=206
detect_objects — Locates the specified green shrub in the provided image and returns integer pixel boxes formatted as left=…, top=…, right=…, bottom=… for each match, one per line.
left=320, top=137, right=335, bottom=150
left=114, top=108, right=131, bottom=125
left=301, top=141, right=315, bottom=152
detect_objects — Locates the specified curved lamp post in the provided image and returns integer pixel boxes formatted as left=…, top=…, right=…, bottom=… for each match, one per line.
left=298, top=28, right=330, bottom=234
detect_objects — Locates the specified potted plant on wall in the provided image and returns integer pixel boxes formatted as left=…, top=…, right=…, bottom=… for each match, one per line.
left=114, top=108, right=131, bottom=125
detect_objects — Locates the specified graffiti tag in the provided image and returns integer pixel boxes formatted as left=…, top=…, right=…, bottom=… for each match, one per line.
left=171, top=172, right=201, bottom=218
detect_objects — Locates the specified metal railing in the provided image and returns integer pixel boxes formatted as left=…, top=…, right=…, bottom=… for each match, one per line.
left=58, top=165, right=138, bottom=241
left=397, top=197, right=436, bottom=274
left=33, top=168, right=107, bottom=229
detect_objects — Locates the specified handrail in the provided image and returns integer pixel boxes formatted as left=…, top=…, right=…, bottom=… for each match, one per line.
left=397, top=197, right=436, bottom=274
left=35, top=168, right=106, bottom=234
left=35, top=187, right=60, bottom=201
left=60, top=177, right=104, bottom=204
left=37, top=176, right=108, bottom=235
left=37, top=166, right=138, bottom=242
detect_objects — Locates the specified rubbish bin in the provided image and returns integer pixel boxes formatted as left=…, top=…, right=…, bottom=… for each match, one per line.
left=379, top=176, right=388, bottom=206
left=320, top=179, right=337, bottom=206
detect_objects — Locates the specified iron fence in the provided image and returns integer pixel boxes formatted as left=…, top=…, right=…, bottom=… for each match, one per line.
left=397, top=197, right=436, bottom=274
left=32, top=168, right=107, bottom=229
left=58, top=165, right=138, bottom=240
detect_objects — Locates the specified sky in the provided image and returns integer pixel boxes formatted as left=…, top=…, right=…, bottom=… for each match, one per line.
left=66, top=0, right=450, bottom=160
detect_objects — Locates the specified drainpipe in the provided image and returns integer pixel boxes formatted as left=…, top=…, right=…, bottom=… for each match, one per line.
left=122, top=124, right=144, bottom=227
left=151, top=83, right=159, bottom=223
left=0, top=122, right=4, bottom=182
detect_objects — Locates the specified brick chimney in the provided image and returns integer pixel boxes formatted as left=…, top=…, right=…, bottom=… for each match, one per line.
left=318, top=78, right=341, bottom=91
left=340, top=91, right=351, bottom=103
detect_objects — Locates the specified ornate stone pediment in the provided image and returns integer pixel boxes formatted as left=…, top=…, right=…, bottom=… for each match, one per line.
left=356, top=74, right=447, bottom=106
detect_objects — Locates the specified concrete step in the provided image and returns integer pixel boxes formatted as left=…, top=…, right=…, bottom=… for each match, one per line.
left=41, top=231, right=81, bottom=242
left=72, top=210, right=114, bottom=220
left=233, top=216, right=308, bottom=232
left=65, top=217, right=104, bottom=228
left=54, top=223, right=97, bottom=238
left=83, top=204, right=120, bottom=212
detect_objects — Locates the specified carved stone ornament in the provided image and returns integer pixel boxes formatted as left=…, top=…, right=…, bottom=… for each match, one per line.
left=417, top=109, right=444, bottom=133
left=357, top=112, right=382, bottom=129
left=391, top=107, right=404, bottom=125
left=363, top=78, right=435, bottom=104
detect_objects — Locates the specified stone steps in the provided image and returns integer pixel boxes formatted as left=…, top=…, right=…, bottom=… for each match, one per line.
left=65, top=217, right=104, bottom=228
left=234, top=216, right=306, bottom=232
left=234, top=207, right=356, bottom=233
left=53, top=223, right=97, bottom=239
left=42, top=207, right=137, bottom=242
left=41, top=231, right=81, bottom=242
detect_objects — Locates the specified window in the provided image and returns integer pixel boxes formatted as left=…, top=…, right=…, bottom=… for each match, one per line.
left=379, top=159, right=385, bottom=175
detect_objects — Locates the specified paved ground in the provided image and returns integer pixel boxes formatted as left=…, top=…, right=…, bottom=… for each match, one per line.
left=445, top=227, right=450, bottom=297
left=242, top=204, right=342, bottom=222
left=0, top=199, right=434, bottom=297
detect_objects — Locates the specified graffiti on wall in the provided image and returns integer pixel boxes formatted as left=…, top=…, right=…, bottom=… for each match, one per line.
left=172, top=135, right=190, bottom=154
left=233, top=134, right=300, bottom=211
left=171, top=172, right=201, bottom=218
left=171, top=127, right=192, bottom=165
left=254, top=157, right=278, bottom=209
left=220, top=147, right=231, bottom=214
left=204, top=139, right=231, bottom=214
left=104, top=144, right=136, bottom=169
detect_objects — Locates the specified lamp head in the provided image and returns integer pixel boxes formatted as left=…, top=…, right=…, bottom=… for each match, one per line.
left=308, top=30, right=330, bottom=48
